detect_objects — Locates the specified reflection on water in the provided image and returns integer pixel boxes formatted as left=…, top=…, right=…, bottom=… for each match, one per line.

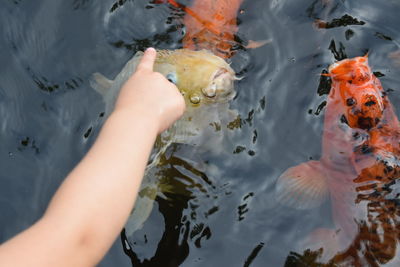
left=122, top=143, right=242, bottom=266
left=1, top=0, right=400, bottom=266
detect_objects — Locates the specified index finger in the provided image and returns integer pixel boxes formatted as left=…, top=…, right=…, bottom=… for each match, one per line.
left=136, top=47, right=157, bottom=72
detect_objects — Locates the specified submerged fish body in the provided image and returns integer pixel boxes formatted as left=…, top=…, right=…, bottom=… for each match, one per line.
left=91, top=49, right=237, bottom=234
left=157, top=0, right=268, bottom=58
left=276, top=56, right=400, bottom=265
left=180, top=0, right=242, bottom=58
left=155, top=0, right=242, bottom=58
left=92, top=49, right=236, bottom=157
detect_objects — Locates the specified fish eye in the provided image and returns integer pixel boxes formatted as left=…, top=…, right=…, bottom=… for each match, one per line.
left=346, top=98, right=356, bottom=106
left=166, top=73, right=177, bottom=84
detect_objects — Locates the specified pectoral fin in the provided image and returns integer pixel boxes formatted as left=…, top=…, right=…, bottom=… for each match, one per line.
left=90, top=73, right=113, bottom=97
left=275, top=160, right=329, bottom=209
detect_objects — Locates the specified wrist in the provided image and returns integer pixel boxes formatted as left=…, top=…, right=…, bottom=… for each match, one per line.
left=107, top=108, right=159, bottom=139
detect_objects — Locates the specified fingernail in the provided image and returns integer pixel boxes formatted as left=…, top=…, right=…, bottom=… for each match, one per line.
left=146, top=47, right=156, bottom=53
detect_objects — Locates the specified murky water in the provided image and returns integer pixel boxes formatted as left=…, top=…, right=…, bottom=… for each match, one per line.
left=1, top=0, right=400, bottom=266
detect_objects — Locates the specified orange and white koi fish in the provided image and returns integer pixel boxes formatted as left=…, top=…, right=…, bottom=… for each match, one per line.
left=276, top=56, right=400, bottom=265
left=154, top=0, right=267, bottom=58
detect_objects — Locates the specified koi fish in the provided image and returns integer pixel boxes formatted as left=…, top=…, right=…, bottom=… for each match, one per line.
left=276, top=56, right=400, bottom=265
left=91, top=49, right=235, bottom=115
left=154, top=0, right=267, bottom=58
left=91, top=49, right=237, bottom=234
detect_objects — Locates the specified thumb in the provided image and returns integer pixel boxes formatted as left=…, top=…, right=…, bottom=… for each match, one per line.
left=136, top=47, right=157, bottom=72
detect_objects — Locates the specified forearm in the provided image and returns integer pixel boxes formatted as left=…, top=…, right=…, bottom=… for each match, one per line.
left=0, top=47, right=185, bottom=267
left=46, top=110, right=158, bottom=262
left=0, top=110, right=158, bottom=267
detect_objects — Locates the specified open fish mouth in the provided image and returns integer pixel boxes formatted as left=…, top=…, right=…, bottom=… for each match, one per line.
left=201, top=68, right=236, bottom=102
left=357, top=116, right=375, bottom=130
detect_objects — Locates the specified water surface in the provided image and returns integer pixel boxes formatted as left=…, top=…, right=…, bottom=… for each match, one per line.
left=1, top=0, right=400, bottom=266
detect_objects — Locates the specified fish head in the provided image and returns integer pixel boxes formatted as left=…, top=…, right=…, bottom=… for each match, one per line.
left=155, top=49, right=236, bottom=107
left=329, top=56, right=384, bottom=130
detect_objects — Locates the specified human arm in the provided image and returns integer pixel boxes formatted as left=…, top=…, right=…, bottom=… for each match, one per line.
left=0, top=48, right=185, bottom=267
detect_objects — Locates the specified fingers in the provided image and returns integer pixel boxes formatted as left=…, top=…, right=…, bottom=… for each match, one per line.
left=136, top=47, right=157, bottom=72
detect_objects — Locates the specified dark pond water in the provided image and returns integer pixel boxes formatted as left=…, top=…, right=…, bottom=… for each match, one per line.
left=1, top=0, right=400, bottom=266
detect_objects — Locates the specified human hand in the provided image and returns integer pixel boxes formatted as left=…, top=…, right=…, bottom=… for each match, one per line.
left=114, top=48, right=186, bottom=134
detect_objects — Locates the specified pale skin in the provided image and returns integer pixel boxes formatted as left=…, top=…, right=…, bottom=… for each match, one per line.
left=0, top=48, right=186, bottom=267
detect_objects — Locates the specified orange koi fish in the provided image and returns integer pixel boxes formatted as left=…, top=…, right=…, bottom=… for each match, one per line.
left=276, top=56, right=400, bottom=265
left=154, top=0, right=265, bottom=58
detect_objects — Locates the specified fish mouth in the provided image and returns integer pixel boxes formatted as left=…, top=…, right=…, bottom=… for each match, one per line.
left=202, top=68, right=236, bottom=102
left=357, top=116, right=375, bottom=130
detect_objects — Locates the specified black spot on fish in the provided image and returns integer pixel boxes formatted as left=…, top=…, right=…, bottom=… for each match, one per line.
left=365, top=100, right=376, bottom=106
left=385, top=165, right=394, bottom=173
left=357, top=116, right=373, bottom=130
